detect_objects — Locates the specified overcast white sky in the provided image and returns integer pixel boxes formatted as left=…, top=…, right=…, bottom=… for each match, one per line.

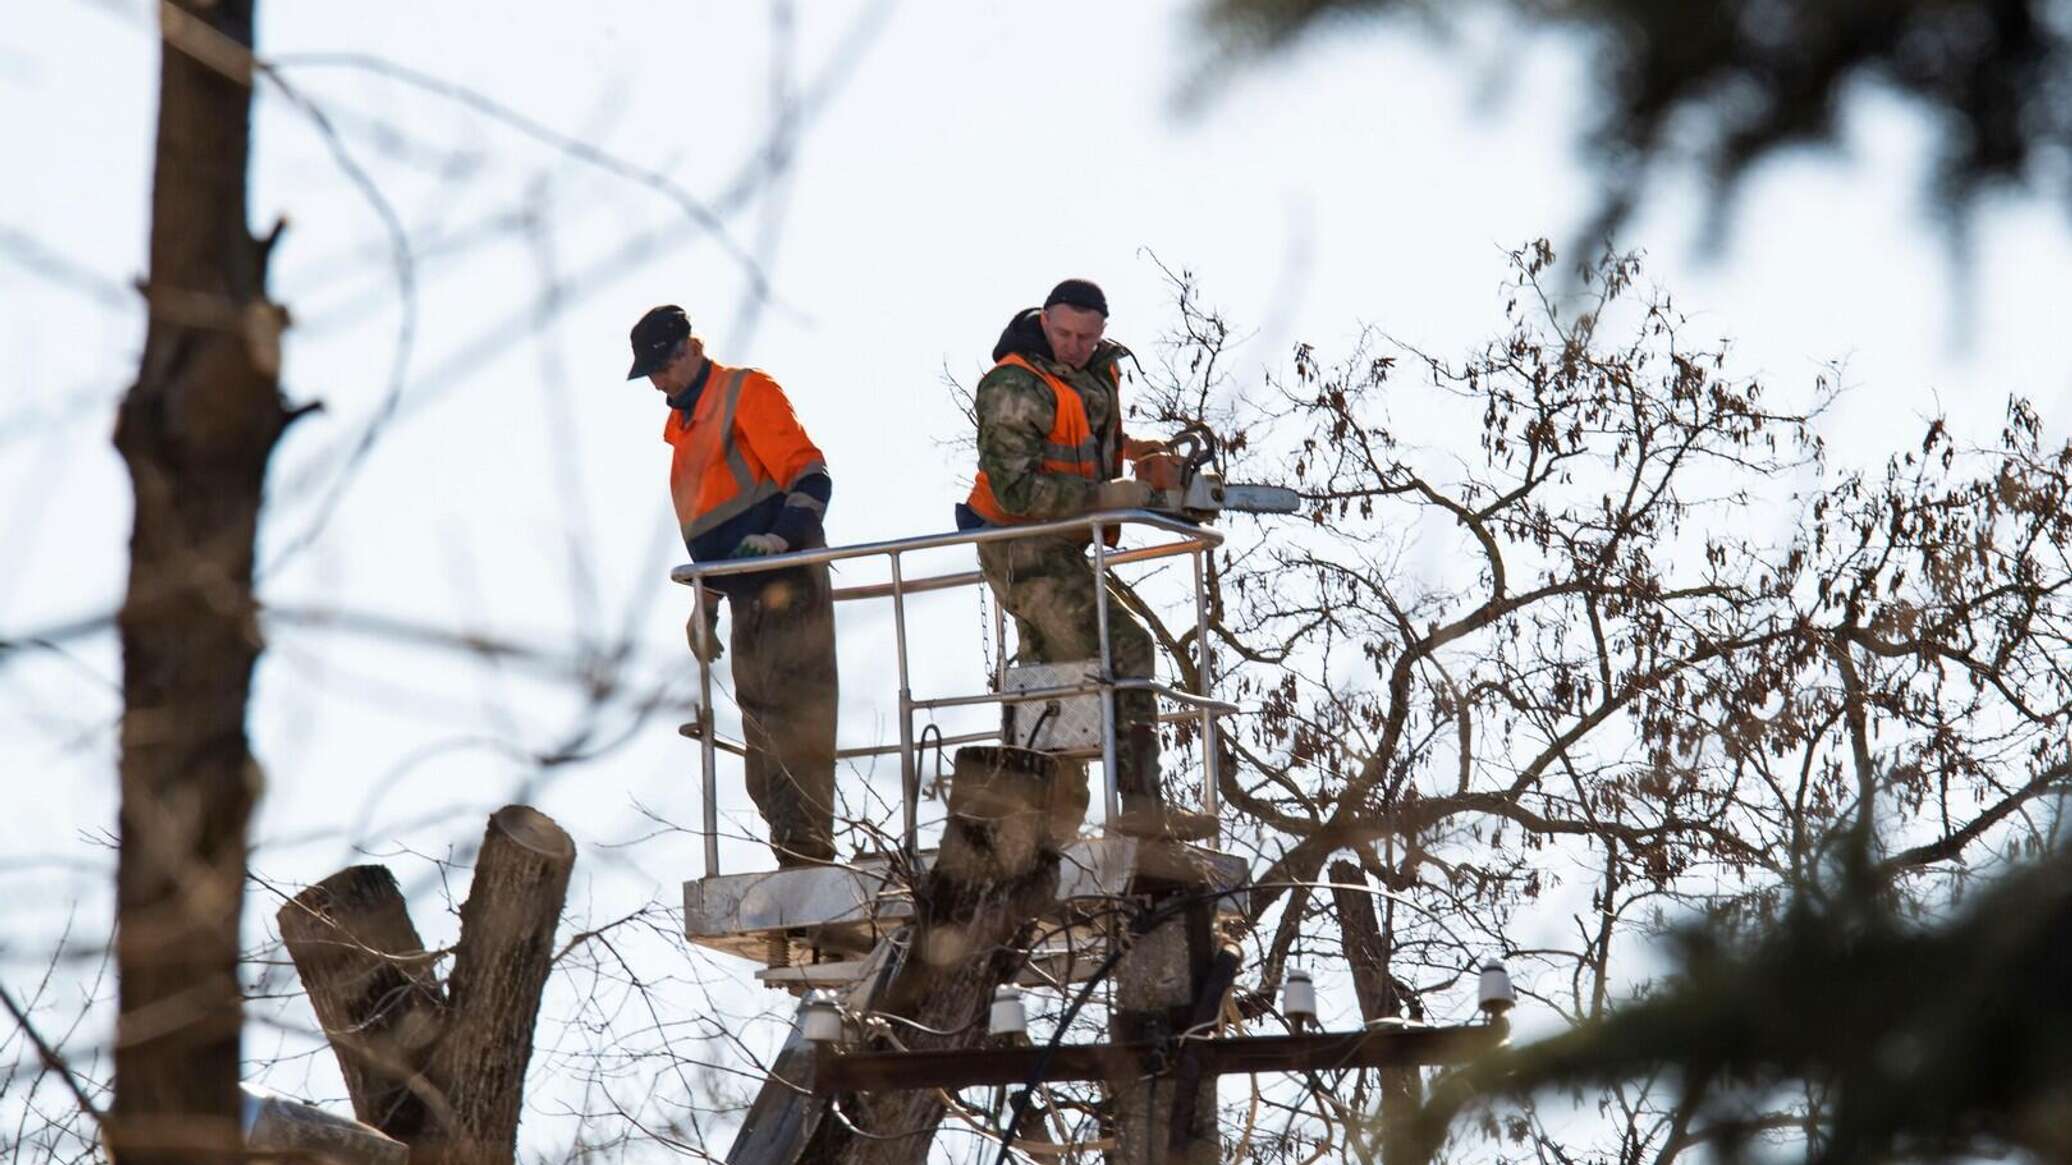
left=4, top=0, right=2070, bottom=1150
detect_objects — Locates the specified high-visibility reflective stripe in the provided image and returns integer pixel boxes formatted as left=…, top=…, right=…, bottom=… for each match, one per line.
left=716, top=369, right=754, bottom=493
left=1042, top=439, right=1099, bottom=465
left=685, top=369, right=784, bottom=540
left=785, top=459, right=829, bottom=489
left=685, top=479, right=783, bottom=538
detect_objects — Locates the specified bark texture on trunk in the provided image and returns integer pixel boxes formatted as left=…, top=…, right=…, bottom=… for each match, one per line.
left=425, top=806, right=576, bottom=1165
left=805, top=746, right=1083, bottom=1165
left=277, top=866, right=449, bottom=1143
left=1112, top=883, right=1222, bottom=1165
left=1329, top=859, right=1423, bottom=1161
left=110, top=2, right=286, bottom=1161
left=278, top=807, right=576, bottom=1165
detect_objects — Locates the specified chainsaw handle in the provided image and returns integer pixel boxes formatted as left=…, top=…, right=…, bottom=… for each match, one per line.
left=1167, top=423, right=1218, bottom=477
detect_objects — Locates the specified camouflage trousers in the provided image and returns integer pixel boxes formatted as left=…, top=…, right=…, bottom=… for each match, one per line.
left=978, top=534, right=1160, bottom=803
left=725, top=560, right=839, bottom=866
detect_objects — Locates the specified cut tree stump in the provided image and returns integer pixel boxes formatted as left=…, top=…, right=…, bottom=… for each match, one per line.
left=425, top=806, right=576, bottom=1165
left=278, top=805, right=575, bottom=1165
left=277, top=865, right=447, bottom=1142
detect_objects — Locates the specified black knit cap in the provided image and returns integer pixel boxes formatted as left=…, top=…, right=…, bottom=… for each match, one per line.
left=1042, top=278, right=1108, bottom=317
left=627, top=304, right=692, bottom=379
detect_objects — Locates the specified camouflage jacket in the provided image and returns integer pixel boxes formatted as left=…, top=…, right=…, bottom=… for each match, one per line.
left=973, top=341, right=1128, bottom=520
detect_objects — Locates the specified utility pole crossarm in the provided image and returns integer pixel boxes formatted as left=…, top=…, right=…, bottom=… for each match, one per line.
left=811, top=1022, right=1505, bottom=1095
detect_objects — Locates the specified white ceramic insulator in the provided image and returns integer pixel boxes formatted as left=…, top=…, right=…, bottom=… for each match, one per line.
left=990, top=986, right=1027, bottom=1038
left=1478, top=961, right=1516, bottom=1015
left=801, top=991, right=844, bottom=1043
left=1282, top=967, right=1317, bottom=1024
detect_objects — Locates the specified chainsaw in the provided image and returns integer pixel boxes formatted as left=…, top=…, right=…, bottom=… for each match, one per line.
left=1148, top=423, right=1300, bottom=519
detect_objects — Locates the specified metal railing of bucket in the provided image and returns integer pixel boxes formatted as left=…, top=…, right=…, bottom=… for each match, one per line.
left=669, top=510, right=1235, bottom=878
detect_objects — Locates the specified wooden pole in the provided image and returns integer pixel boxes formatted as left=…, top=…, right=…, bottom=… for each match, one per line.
left=1112, top=856, right=1222, bottom=1165
left=801, top=746, right=1083, bottom=1165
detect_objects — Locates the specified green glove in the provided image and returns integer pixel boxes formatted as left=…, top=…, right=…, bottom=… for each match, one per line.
left=734, top=533, right=788, bottom=557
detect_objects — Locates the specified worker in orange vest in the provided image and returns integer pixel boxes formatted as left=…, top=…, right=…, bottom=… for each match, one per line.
left=959, top=280, right=1196, bottom=836
left=629, top=305, right=838, bottom=867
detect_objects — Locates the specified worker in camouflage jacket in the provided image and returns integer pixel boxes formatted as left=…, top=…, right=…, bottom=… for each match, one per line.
left=958, top=279, right=1190, bottom=835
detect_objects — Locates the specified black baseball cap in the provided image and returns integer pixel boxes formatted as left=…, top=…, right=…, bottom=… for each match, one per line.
left=1043, top=278, right=1108, bottom=317
left=627, top=304, right=692, bottom=379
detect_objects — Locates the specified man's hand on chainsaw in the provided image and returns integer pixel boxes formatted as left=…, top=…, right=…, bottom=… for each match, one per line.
left=1095, top=478, right=1176, bottom=512
left=1129, top=426, right=1213, bottom=497
left=1110, top=427, right=1298, bottom=522
left=1123, top=436, right=1170, bottom=461
left=1130, top=450, right=1184, bottom=490
left=734, top=532, right=788, bottom=557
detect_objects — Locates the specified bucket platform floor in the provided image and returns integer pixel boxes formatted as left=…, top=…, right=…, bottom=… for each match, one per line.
left=683, top=835, right=1248, bottom=990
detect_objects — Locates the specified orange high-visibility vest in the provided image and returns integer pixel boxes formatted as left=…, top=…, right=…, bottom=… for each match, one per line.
left=664, top=363, right=826, bottom=546
left=966, top=354, right=1121, bottom=540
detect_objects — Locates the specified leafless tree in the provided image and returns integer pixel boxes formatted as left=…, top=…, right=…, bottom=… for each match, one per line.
left=7, top=4, right=2069, bottom=1162
left=1116, top=240, right=2071, bottom=1162
left=109, top=4, right=290, bottom=1161
left=2, top=2, right=892, bottom=1161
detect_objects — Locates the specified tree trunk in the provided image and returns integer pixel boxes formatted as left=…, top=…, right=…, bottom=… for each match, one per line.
left=110, top=2, right=287, bottom=1161
left=278, top=866, right=449, bottom=1144
left=805, top=746, right=1083, bottom=1165
left=1329, top=859, right=1422, bottom=1162
left=423, top=806, right=576, bottom=1165
left=278, top=807, right=575, bottom=1165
